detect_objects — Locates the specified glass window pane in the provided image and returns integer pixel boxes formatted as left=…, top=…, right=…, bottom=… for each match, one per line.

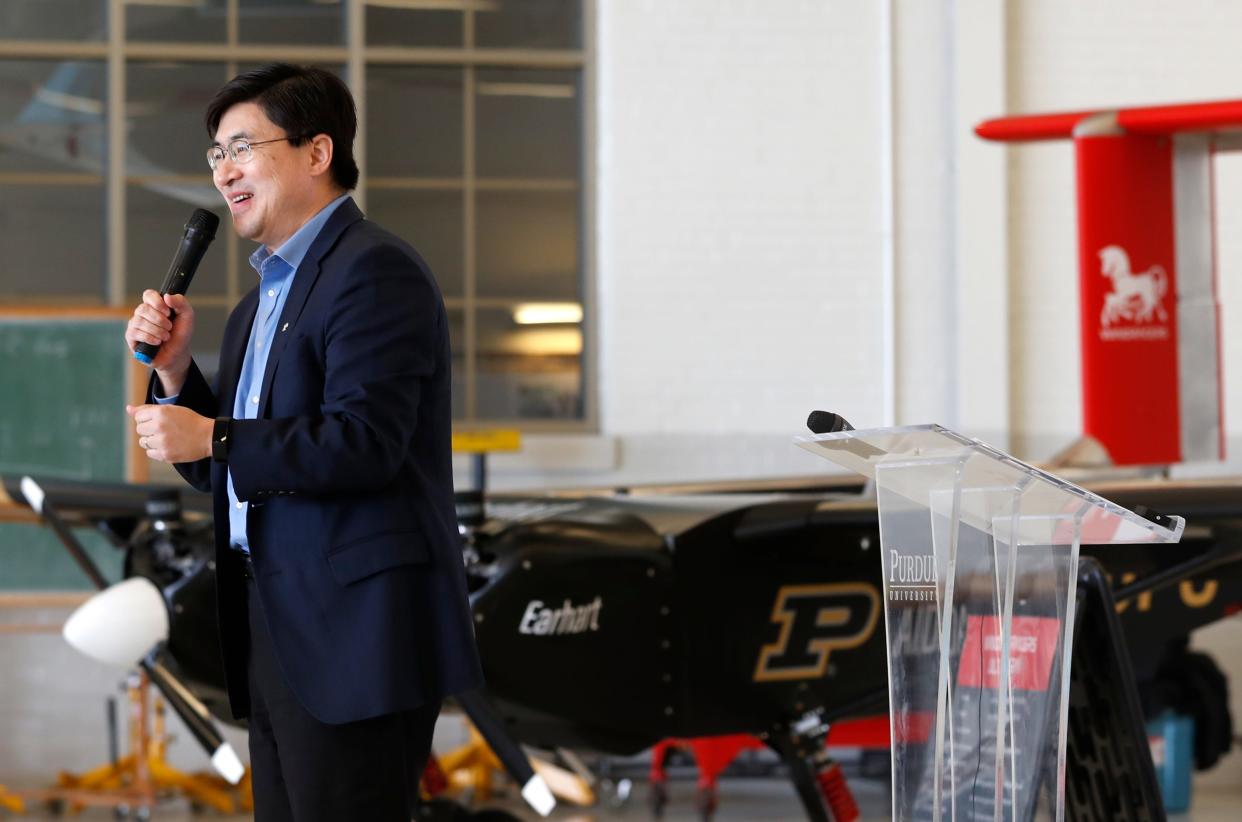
left=0, top=185, right=105, bottom=298
left=366, top=188, right=463, bottom=298
left=240, top=0, right=343, bottom=45
left=0, top=60, right=108, bottom=175
left=365, top=6, right=462, bottom=47
left=475, top=0, right=581, bottom=50
left=127, top=187, right=229, bottom=299
left=476, top=307, right=582, bottom=420
left=368, top=67, right=463, bottom=178
left=127, top=63, right=229, bottom=177
left=127, top=0, right=227, bottom=42
left=125, top=63, right=228, bottom=303
left=0, top=1, right=106, bottom=41
left=476, top=69, right=579, bottom=179
left=477, top=190, right=578, bottom=300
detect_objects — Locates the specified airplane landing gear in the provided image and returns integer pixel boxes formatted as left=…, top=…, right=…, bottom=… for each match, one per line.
left=769, top=711, right=860, bottom=822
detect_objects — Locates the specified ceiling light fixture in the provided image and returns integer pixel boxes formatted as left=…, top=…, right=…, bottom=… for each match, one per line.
left=513, top=302, right=583, bottom=325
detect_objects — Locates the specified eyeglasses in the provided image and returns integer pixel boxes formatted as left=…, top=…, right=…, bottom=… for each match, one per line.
left=206, top=136, right=300, bottom=171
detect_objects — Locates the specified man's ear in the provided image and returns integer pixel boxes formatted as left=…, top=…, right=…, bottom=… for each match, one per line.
left=307, top=133, right=334, bottom=178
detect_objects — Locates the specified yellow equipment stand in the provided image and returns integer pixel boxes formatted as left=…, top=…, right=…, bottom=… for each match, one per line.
left=0, top=786, right=23, bottom=814
left=14, top=669, right=250, bottom=816
left=435, top=724, right=595, bottom=808
left=452, top=429, right=522, bottom=501
left=451, top=429, right=522, bottom=456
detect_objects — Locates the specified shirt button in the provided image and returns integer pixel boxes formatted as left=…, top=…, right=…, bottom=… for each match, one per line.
left=235, top=501, right=244, bottom=509
left=251, top=395, right=259, bottom=404
left=267, top=289, right=275, bottom=297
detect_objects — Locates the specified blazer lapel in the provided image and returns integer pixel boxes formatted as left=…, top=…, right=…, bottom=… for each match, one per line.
left=257, top=197, right=364, bottom=412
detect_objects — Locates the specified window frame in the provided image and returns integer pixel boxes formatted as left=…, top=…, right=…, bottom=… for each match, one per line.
left=0, top=0, right=596, bottom=433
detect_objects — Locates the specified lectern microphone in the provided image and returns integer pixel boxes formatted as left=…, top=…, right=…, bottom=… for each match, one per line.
left=806, top=410, right=854, bottom=435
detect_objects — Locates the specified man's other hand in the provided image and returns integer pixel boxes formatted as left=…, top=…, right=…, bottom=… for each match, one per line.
left=127, top=403, right=213, bottom=464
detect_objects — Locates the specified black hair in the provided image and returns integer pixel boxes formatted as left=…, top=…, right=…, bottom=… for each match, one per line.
left=205, top=63, right=359, bottom=191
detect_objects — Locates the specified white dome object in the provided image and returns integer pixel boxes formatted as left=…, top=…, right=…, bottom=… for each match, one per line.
left=63, top=577, right=170, bottom=667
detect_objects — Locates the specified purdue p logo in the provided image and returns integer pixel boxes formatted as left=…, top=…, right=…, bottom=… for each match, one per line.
left=754, top=583, right=880, bottom=682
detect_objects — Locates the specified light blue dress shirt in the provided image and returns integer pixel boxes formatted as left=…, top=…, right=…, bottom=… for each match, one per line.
left=158, top=193, right=350, bottom=554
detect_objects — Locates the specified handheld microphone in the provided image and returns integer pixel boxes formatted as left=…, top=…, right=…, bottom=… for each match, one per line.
left=133, top=208, right=220, bottom=365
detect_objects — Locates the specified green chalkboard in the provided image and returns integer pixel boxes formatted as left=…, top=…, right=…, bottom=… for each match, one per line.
left=0, top=313, right=136, bottom=589
left=0, top=318, right=133, bottom=480
left=0, top=525, right=122, bottom=590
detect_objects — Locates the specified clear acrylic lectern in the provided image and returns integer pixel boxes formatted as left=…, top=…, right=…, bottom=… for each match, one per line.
left=795, top=425, right=1183, bottom=821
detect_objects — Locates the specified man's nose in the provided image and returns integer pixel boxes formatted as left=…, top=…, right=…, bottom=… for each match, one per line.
left=214, top=157, right=241, bottom=189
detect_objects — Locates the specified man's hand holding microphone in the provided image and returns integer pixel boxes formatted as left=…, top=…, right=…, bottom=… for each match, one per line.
left=124, top=209, right=219, bottom=464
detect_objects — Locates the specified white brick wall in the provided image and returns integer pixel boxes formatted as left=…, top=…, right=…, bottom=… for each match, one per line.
left=501, top=0, right=1242, bottom=488
left=478, top=0, right=905, bottom=488
left=892, top=0, right=957, bottom=429
left=488, top=0, right=1008, bottom=489
left=598, top=0, right=887, bottom=438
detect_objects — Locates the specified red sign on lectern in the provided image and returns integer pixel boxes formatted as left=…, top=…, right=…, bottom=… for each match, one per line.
left=957, top=615, right=1060, bottom=692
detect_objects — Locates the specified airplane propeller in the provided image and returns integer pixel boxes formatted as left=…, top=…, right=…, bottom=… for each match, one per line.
left=17, top=476, right=245, bottom=785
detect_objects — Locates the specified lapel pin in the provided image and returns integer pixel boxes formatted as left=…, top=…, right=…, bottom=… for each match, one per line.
left=281, top=322, right=289, bottom=332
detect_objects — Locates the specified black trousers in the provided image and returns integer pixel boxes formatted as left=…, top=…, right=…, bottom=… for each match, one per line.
left=245, top=571, right=440, bottom=822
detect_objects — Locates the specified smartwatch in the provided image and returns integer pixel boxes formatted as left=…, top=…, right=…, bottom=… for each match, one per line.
left=212, top=416, right=232, bottom=463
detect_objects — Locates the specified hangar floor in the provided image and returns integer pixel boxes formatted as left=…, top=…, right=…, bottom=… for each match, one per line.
left=6, top=777, right=1240, bottom=819
left=5, top=614, right=1241, bottom=820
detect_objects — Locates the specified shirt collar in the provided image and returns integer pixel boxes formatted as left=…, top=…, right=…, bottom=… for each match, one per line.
left=248, top=192, right=351, bottom=277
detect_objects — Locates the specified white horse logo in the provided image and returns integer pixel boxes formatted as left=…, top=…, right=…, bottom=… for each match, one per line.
left=1099, top=245, right=1168, bottom=328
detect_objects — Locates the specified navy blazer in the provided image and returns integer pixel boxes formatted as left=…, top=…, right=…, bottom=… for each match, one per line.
left=151, top=198, right=483, bottom=724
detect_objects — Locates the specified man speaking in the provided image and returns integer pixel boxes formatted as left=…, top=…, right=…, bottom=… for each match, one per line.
left=123, top=64, right=482, bottom=820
